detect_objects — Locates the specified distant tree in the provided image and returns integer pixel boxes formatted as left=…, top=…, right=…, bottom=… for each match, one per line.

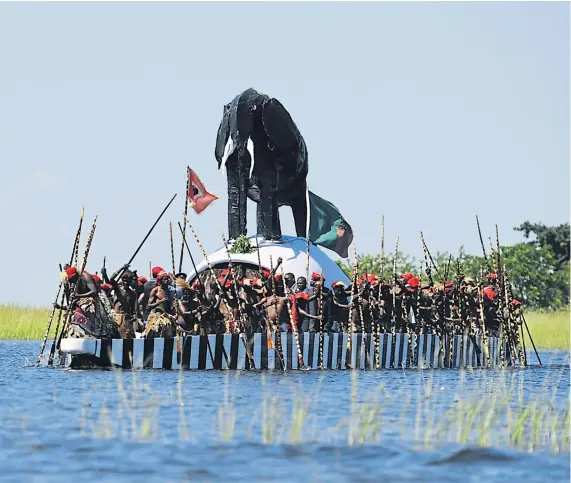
left=334, top=222, right=569, bottom=310
left=514, top=222, right=570, bottom=270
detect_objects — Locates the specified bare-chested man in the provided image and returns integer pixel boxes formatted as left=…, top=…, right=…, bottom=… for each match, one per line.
left=261, top=257, right=283, bottom=296
left=176, top=287, right=200, bottom=333
left=145, top=271, right=175, bottom=338
left=102, top=263, right=140, bottom=338
left=240, top=278, right=263, bottom=332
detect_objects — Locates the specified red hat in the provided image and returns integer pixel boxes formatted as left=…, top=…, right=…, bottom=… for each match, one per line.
left=65, top=267, right=78, bottom=279
left=311, top=272, right=322, bottom=280
left=483, top=287, right=496, bottom=301
left=217, top=277, right=232, bottom=289
left=408, top=277, right=420, bottom=288
left=274, top=274, right=282, bottom=280
left=486, top=273, right=498, bottom=280
left=445, top=281, right=454, bottom=287
left=401, top=273, right=414, bottom=281
left=368, top=274, right=378, bottom=285
left=152, top=266, right=164, bottom=277
left=92, top=274, right=101, bottom=283
left=155, top=271, right=171, bottom=285
left=511, top=299, right=521, bottom=306
left=332, top=281, right=345, bottom=288
left=101, top=283, right=113, bottom=291
left=137, top=276, right=148, bottom=286
left=262, top=268, right=271, bottom=278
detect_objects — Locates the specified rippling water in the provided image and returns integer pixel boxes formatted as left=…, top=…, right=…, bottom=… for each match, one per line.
left=0, top=341, right=569, bottom=482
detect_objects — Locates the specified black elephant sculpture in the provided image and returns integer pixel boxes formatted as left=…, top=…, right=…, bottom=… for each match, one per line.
left=215, top=88, right=308, bottom=242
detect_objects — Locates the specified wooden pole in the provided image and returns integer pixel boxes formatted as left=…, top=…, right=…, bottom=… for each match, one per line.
left=48, top=216, right=97, bottom=366
left=177, top=222, right=200, bottom=284
left=36, top=207, right=84, bottom=365
left=380, top=215, right=385, bottom=279
left=169, top=222, right=176, bottom=274
left=179, top=167, right=190, bottom=273
left=115, top=193, right=177, bottom=282
left=221, top=232, right=256, bottom=368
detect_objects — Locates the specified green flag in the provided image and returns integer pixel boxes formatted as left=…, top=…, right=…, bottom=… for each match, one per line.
left=307, top=190, right=353, bottom=258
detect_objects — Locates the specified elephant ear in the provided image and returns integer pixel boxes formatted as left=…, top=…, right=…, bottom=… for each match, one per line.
left=215, top=103, right=232, bottom=169
left=261, top=98, right=301, bottom=151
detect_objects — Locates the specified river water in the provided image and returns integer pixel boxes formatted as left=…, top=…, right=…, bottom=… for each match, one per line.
left=0, top=341, right=569, bottom=482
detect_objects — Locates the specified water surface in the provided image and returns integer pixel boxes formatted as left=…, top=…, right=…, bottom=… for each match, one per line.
left=1, top=341, right=569, bottom=482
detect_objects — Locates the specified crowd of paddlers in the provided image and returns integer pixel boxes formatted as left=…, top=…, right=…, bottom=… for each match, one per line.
left=37, top=203, right=538, bottom=369
left=52, top=256, right=524, bottom=344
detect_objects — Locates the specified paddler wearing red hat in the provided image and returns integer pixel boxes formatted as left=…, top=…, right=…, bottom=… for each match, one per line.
left=240, top=277, right=264, bottom=332
left=59, top=264, right=118, bottom=339
left=145, top=271, right=176, bottom=338
left=330, top=281, right=350, bottom=332
left=307, top=272, right=331, bottom=332
left=260, top=257, right=283, bottom=296
left=140, top=266, right=165, bottom=319
left=101, top=263, right=142, bottom=338
left=289, top=276, right=318, bottom=332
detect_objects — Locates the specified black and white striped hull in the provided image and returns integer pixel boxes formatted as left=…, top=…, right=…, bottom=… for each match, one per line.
left=60, top=333, right=506, bottom=370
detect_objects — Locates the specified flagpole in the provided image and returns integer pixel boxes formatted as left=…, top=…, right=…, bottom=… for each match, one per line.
left=305, top=237, right=310, bottom=284
left=178, top=166, right=190, bottom=273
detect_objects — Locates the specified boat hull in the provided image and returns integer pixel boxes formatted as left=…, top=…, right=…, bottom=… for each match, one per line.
left=60, top=332, right=505, bottom=370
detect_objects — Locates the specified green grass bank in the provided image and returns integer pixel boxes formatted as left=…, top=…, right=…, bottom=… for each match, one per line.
left=0, top=304, right=568, bottom=350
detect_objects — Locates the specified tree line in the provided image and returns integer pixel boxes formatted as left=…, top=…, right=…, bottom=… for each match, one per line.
left=337, top=222, right=570, bottom=311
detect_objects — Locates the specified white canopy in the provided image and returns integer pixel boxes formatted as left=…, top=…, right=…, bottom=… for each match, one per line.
left=186, top=235, right=351, bottom=288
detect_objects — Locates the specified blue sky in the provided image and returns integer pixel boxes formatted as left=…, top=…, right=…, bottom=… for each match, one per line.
left=0, top=2, right=568, bottom=306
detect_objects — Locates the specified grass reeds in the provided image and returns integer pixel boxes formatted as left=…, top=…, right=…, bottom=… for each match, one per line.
left=0, top=305, right=55, bottom=340
left=522, top=310, right=570, bottom=351
left=0, top=304, right=569, bottom=349
left=73, top=365, right=569, bottom=454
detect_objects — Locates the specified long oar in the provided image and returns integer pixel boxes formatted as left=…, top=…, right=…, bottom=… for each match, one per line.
left=178, top=167, right=190, bottom=273
left=185, top=216, right=229, bottom=366
left=176, top=221, right=213, bottom=363
left=169, top=222, right=176, bottom=274
left=37, top=207, right=84, bottom=366
left=476, top=215, right=492, bottom=271
left=36, top=280, right=63, bottom=366
left=521, top=313, right=542, bottom=366
left=48, top=216, right=97, bottom=367
left=380, top=215, right=385, bottom=280
left=72, top=208, right=85, bottom=267
left=520, top=321, right=528, bottom=366
left=221, top=232, right=256, bottom=369
left=114, top=193, right=177, bottom=281
left=420, top=232, right=440, bottom=276
left=177, top=222, right=200, bottom=284
left=390, top=237, right=399, bottom=369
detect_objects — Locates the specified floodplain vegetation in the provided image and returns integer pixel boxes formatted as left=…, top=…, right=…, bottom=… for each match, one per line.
left=67, top=367, right=569, bottom=454
left=0, top=304, right=568, bottom=350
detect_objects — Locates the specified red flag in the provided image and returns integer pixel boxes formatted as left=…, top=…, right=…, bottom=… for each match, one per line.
left=187, top=167, right=218, bottom=214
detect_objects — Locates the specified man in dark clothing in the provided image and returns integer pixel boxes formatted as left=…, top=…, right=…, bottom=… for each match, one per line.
left=328, top=281, right=349, bottom=332
left=304, top=273, right=329, bottom=332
